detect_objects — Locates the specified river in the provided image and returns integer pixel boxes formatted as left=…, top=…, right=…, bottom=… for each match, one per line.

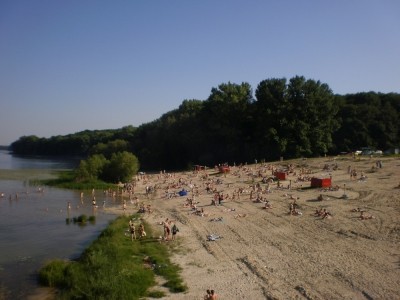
left=0, top=150, right=122, bottom=299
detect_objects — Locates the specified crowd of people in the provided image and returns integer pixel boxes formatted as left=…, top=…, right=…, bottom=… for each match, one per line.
left=95, top=156, right=390, bottom=299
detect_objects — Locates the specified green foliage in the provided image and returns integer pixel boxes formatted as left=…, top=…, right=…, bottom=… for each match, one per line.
left=90, top=139, right=130, bottom=158
left=76, top=154, right=108, bottom=181
left=75, top=151, right=139, bottom=184
left=69, top=215, right=95, bottom=227
left=39, top=170, right=115, bottom=190
left=11, top=128, right=132, bottom=156
left=39, top=259, right=69, bottom=287
left=254, top=76, right=339, bottom=159
left=101, top=151, right=140, bottom=183
left=146, top=290, right=165, bottom=298
left=38, top=216, right=187, bottom=299
left=333, top=92, right=400, bottom=152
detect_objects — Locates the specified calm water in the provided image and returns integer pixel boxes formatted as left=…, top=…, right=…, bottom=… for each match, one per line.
left=0, top=150, right=122, bottom=299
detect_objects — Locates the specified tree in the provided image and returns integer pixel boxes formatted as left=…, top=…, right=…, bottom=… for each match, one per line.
left=200, top=82, right=254, bottom=163
left=333, top=92, right=400, bottom=152
left=75, top=154, right=108, bottom=182
left=254, top=76, right=339, bottom=159
left=101, top=151, right=140, bottom=183
left=254, top=78, right=289, bottom=159
left=90, top=139, right=130, bottom=159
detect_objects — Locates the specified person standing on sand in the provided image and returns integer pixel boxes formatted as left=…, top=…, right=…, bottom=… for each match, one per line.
left=129, top=221, right=136, bottom=241
left=171, top=223, right=179, bottom=240
left=163, top=219, right=171, bottom=240
left=138, top=223, right=146, bottom=238
left=210, top=289, right=218, bottom=299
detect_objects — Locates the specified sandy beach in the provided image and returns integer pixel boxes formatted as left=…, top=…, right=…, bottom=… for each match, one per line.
left=103, top=155, right=399, bottom=299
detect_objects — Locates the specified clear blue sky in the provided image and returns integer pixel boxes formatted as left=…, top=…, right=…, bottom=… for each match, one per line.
left=1, top=0, right=399, bottom=146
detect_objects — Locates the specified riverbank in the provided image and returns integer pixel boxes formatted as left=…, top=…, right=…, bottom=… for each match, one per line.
left=104, top=155, right=399, bottom=299
left=36, top=214, right=186, bottom=299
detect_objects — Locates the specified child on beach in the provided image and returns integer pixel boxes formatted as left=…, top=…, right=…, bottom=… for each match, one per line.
left=171, top=223, right=179, bottom=240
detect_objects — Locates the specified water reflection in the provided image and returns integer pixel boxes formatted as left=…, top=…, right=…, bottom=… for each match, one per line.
left=0, top=149, right=80, bottom=170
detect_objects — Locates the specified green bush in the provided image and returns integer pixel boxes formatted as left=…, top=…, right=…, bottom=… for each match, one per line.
left=38, top=259, right=69, bottom=287
left=77, top=214, right=87, bottom=223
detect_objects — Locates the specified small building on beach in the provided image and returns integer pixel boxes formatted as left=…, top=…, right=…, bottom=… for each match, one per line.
left=311, top=177, right=332, bottom=188
left=274, top=171, right=287, bottom=180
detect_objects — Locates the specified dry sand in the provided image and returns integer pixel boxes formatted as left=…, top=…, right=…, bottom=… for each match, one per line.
left=88, top=156, right=400, bottom=299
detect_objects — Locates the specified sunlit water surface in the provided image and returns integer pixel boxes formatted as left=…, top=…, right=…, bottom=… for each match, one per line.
left=0, top=150, right=122, bottom=299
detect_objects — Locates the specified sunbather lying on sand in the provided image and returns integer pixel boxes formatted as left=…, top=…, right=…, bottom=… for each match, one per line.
left=195, top=208, right=209, bottom=217
left=262, top=201, right=273, bottom=209
left=207, top=233, right=222, bottom=241
left=360, top=211, right=375, bottom=220
left=314, top=208, right=331, bottom=219
left=222, top=208, right=236, bottom=212
left=351, top=207, right=365, bottom=212
left=290, top=209, right=302, bottom=216
left=315, top=208, right=323, bottom=216
left=322, top=209, right=332, bottom=219
left=234, top=213, right=247, bottom=218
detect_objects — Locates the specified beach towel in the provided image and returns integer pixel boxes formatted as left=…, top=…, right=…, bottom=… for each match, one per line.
left=207, top=233, right=222, bottom=241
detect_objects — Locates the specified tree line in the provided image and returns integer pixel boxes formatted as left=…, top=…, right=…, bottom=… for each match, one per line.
left=11, top=75, right=400, bottom=171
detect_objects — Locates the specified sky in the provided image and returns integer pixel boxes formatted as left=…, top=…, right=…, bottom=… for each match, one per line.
left=1, top=0, right=399, bottom=146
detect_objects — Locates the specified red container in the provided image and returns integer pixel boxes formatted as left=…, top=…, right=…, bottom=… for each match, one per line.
left=311, top=177, right=331, bottom=188
left=274, top=171, right=286, bottom=180
left=194, top=165, right=205, bottom=171
left=219, top=165, right=230, bottom=173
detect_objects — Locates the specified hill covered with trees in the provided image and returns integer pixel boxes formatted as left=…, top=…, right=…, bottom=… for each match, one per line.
left=11, top=76, right=400, bottom=171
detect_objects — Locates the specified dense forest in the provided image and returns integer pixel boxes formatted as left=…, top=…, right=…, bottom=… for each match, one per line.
left=11, top=76, right=400, bottom=171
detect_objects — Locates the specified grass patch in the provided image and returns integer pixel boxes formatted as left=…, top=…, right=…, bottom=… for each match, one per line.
left=146, top=290, right=165, bottom=298
left=37, top=170, right=116, bottom=190
left=39, top=215, right=187, bottom=299
left=0, top=169, right=58, bottom=181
